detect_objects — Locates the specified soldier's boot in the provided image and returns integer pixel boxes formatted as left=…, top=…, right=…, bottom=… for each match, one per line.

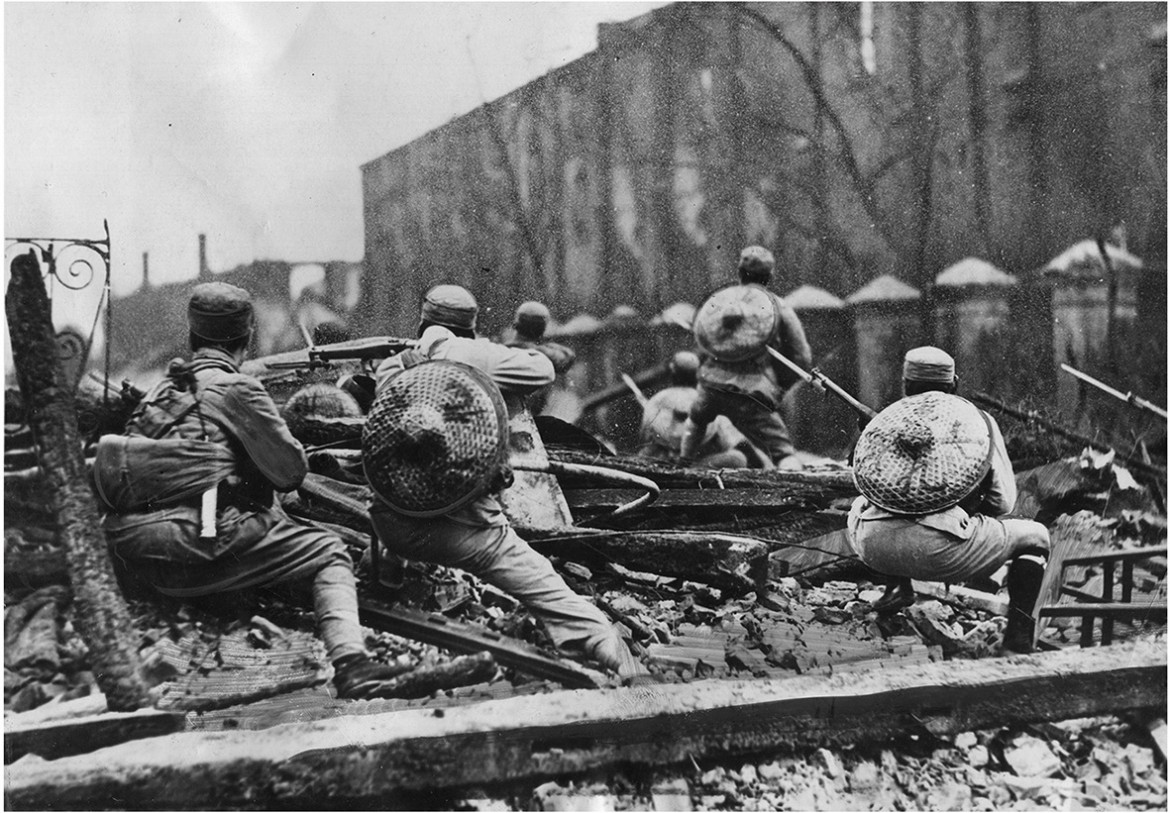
left=870, top=576, right=915, bottom=615
left=1002, top=553, right=1047, bottom=654
left=332, top=654, right=415, bottom=700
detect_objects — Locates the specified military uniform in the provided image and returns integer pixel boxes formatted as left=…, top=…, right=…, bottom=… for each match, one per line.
left=503, top=301, right=576, bottom=416
left=845, top=347, right=1051, bottom=652
left=683, top=247, right=812, bottom=465
left=369, top=286, right=643, bottom=678
left=98, top=282, right=408, bottom=698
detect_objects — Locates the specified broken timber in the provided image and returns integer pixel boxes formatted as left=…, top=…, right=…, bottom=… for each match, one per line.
left=5, top=709, right=185, bottom=764
left=357, top=600, right=603, bottom=689
left=6, top=637, right=1164, bottom=810
left=550, top=449, right=856, bottom=500
left=530, top=529, right=769, bottom=594
left=6, top=250, right=150, bottom=711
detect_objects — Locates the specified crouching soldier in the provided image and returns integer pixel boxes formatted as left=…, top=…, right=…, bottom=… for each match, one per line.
left=638, top=351, right=753, bottom=469
left=367, top=284, right=646, bottom=680
left=96, top=282, right=410, bottom=699
left=846, top=347, right=1050, bottom=653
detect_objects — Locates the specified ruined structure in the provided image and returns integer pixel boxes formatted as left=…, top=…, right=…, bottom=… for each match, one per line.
left=358, top=3, right=1166, bottom=342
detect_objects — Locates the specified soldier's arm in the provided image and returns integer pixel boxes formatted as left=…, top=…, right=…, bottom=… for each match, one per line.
left=219, top=378, right=309, bottom=491
left=771, top=302, right=813, bottom=389
left=484, top=343, right=555, bottom=394
left=537, top=341, right=577, bottom=375
left=979, top=414, right=1018, bottom=515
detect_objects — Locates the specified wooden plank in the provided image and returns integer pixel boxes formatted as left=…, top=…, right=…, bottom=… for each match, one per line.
left=1037, top=602, right=1167, bottom=619
left=1062, top=546, right=1167, bottom=567
left=912, top=581, right=1008, bottom=616
left=564, top=488, right=834, bottom=510
left=550, top=449, right=857, bottom=498
left=531, top=529, right=768, bottom=594
left=501, top=402, right=575, bottom=533
left=358, top=599, right=603, bottom=689
left=5, top=709, right=186, bottom=764
left=6, top=638, right=1164, bottom=809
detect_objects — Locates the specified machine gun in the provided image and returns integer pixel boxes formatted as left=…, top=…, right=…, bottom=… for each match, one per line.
left=262, top=336, right=416, bottom=371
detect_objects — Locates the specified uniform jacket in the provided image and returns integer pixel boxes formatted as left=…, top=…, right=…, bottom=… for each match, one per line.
left=95, top=347, right=307, bottom=513
left=849, top=410, right=1017, bottom=541
left=697, top=290, right=812, bottom=410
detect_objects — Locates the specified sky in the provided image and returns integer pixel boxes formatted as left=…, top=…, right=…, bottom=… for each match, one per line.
left=3, top=1, right=668, bottom=350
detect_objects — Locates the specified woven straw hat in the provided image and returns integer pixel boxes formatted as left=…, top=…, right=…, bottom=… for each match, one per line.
left=853, top=391, right=993, bottom=515
left=693, top=284, right=779, bottom=362
left=363, top=360, right=509, bottom=516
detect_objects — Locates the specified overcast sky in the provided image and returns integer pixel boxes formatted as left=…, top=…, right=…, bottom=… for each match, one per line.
left=4, top=1, right=667, bottom=345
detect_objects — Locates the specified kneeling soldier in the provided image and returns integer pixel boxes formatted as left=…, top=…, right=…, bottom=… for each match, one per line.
left=97, top=282, right=410, bottom=698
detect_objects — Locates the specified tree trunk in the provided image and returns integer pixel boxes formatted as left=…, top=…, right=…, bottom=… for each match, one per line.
left=5, top=249, right=150, bottom=711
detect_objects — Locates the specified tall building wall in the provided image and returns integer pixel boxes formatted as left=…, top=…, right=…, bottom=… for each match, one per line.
left=359, top=2, right=1165, bottom=338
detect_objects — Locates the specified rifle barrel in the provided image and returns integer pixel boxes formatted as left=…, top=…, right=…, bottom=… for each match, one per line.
left=972, top=392, right=1167, bottom=481
left=1060, top=364, right=1168, bottom=421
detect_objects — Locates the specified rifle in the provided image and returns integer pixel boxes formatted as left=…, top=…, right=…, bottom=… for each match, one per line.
left=971, top=391, right=1167, bottom=481
left=262, top=337, right=416, bottom=371
left=666, top=312, right=877, bottom=420
left=1060, top=363, right=1168, bottom=421
left=620, top=373, right=650, bottom=408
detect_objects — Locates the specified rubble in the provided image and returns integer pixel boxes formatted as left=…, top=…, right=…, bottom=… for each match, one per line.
left=3, top=356, right=1166, bottom=808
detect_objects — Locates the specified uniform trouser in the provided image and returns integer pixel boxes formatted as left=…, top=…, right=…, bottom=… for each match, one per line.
left=369, top=501, right=637, bottom=674
left=103, top=501, right=365, bottom=663
left=847, top=513, right=1051, bottom=584
left=688, top=387, right=795, bottom=461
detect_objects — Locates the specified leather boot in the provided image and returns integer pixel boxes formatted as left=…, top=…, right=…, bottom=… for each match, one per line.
left=332, top=654, right=415, bottom=699
left=1002, top=555, right=1046, bottom=654
left=870, top=577, right=915, bottom=615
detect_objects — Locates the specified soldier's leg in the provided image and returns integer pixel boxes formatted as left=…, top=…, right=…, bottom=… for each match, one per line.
left=372, top=505, right=642, bottom=676
left=1000, top=519, right=1051, bottom=653
left=722, top=398, right=798, bottom=466
left=681, top=387, right=719, bottom=464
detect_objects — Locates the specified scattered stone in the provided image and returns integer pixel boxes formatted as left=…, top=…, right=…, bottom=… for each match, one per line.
left=699, top=768, right=725, bottom=786
left=738, top=763, right=757, bottom=785
left=999, top=773, right=1054, bottom=800
left=698, top=795, right=725, bottom=808
left=1004, top=733, right=1063, bottom=777
left=1082, top=779, right=1110, bottom=802
left=955, top=731, right=978, bottom=750
left=850, top=760, right=879, bottom=790
left=815, top=748, right=842, bottom=778
left=758, top=761, right=783, bottom=781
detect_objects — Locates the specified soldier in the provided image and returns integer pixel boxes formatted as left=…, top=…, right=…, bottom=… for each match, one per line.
left=847, top=346, right=1051, bottom=653
left=637, top=351, right=753, bottom=469
left=681, top=245, right=813, bottom=470
left=96, top=282, right=410, bottom=699
left=504, top=300, right=576, bottom=415
left=367, top=284, right=645, bottom=680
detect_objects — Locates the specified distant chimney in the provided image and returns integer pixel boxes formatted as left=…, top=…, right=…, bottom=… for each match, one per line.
left=198, top=234, right=209, bottom=278
left=142, top=252, right=150, bottom=289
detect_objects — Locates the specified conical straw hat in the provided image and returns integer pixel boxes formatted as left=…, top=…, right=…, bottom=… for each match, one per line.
left=853, top=391, right=993, bottom=515
left=363, top=360, right=509, bottom=516
left=693, top=284, right=779, bottom=362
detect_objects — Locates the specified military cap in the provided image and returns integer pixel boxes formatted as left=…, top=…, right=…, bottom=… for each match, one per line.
left=669, top=350, right=701, bottom=386
left=738, top=245, right=775, bottom=282
left=514, top=301, right=551, bottom=338
left=421, top=284, right=478, bottom=331
left=903, top=346, right=956, bottom=384
left=188, top=282, right=254, bottom=342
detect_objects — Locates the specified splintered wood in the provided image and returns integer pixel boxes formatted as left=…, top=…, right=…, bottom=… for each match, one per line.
left=6, top=638, right=1164, bottom=810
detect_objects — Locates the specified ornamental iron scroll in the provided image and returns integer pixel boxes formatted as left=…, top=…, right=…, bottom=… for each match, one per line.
left=5, top=220, right=113, bottom=401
